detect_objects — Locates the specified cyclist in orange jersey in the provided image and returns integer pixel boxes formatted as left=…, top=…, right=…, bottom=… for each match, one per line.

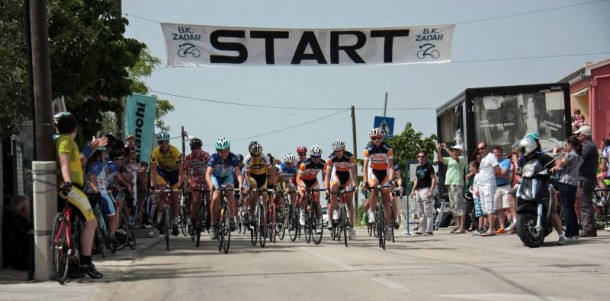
left=362, top=128, right=395, bottom=229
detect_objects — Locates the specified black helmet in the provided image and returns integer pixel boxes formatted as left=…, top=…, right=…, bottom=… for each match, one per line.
left=190, top=138, right=202, bottom=150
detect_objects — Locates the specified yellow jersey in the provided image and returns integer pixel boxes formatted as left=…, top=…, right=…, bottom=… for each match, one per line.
left=151, top=145, right=182, bottom=170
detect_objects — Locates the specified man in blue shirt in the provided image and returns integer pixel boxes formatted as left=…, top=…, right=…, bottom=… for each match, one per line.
left=493, top=146, right=512, bottom=234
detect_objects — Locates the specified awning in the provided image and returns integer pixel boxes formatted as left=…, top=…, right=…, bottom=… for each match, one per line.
left=573, top=87, right=589, bottom=97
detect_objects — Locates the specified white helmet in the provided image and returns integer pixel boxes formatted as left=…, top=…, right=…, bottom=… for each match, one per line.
left=331, top=140, right=345, bottom=151
left=369, top=128, right=383, bottom=137
left=156, top=131, right=170, bottom=141
left=310, top=145, right=322, bottom=156
left=518, top=137, right=537, bottom=157
left=284, top=153, right=296, bottom=163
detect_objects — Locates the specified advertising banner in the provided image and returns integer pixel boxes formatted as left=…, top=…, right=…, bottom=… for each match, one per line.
left=125, top=94, right=157, bottom=164
left=161, top=23, right=455, bottom=67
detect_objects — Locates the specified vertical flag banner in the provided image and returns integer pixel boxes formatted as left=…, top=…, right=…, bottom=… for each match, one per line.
left=161, top=23, right=455, bottom=67
left=125, top=94, right=157, bottom=164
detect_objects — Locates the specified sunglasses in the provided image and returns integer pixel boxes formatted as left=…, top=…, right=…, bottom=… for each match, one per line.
left=417, top=155, right=426, bottom=158
left=477, top=146, right=486, bottom=150
left=371, top=137, right=382, bottom=141
left=191, top=147, right=201, bottom=150
left=298, top=153, right=306, bottom=156
left=311, top=155, right=321, bottom=159
left=158, top=141, right=168, bottom=145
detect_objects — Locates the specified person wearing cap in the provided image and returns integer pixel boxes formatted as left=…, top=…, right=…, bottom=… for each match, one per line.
left=574, top=125, right=598, bottom=237
left=437, top=142, right=466, bottom=233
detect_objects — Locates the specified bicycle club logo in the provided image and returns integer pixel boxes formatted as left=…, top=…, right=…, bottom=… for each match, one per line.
left=415, top=27, right=444, bottom=60
left=172, top=26, right=202, bottom=58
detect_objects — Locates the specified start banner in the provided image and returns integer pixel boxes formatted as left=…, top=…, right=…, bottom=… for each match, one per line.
left=161, top=23, right=455, bottom=67
left=125, top=94, right=157, bottom=164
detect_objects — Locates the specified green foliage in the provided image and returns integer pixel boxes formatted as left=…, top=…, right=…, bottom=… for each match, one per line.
left=155, top=98, right=174, bottom=132
left=385, top=122, right=437, bottom=165
left=0, top=0, right=31, bottom=137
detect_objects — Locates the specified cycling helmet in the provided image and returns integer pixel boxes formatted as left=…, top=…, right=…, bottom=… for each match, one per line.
left=310, top=145, right=322, bottom=156
left=331, top=140, right=346, bottom=151
left=296, top=145, right=308, bottom=154
left=215, top=137, right=230, bottom=150
left=284, top=153, right=296, bottom=163
left=369, top=128, right=383, bottom=137
left=156, top=131, right=170, bottom=141
left=53, top=112, right=72, bottom=127
left=236, top=154, right=244, bottom=162
left=189, top=138, right=202, bottom=149
left=518, top=137, right=537, bottom=157
left=249, top=142, right=262, bottom=155
left=523, top=132, right=540, bottom=141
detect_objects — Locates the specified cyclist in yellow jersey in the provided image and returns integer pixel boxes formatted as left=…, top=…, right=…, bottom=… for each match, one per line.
left=150, top=131, right=184, bottom=236
left=55, top=113, right=103, bottom=279
left=244, top=141, right=272, bottom=231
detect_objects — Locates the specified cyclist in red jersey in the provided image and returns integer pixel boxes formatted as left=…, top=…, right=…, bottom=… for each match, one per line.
left=183, top=138, right=210, bottom=235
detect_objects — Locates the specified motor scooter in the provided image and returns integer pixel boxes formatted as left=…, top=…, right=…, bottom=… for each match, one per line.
left=515, top=157, right=556, bottom=248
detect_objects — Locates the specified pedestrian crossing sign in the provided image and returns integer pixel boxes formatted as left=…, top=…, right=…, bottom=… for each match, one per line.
left=373, top=116, right=394, bottom=137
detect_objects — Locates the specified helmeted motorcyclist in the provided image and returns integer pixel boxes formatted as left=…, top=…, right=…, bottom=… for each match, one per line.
left=518, top=137, right=567, bottom=245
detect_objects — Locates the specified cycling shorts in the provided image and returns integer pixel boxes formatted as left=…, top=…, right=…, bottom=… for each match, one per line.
left=299, top=179, right=318, bottom=194
left=212, top=174, right=234, bottom=189
left=60, top=185, right=95, bottom=222
left=249, top=173, right=267, bottom=189
left=98, top=191, right=116, bottom=216
left=330, top=171, right=352, bottom=188
left=156, top=167, right=180, bottom=189
left=368, top=169, right=390, bottom=191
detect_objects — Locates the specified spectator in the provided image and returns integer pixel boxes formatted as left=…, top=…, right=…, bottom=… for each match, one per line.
left=469, top=161, right=486, bottom=235
left=493, top=146, right=512, bottom=234
left=574, top=126, right=598, bottom=237
left=550, top=136, right=582, bottom=240
left=137, top=161, right=150, bottom=228
left=409, top=151, right=436, bottom=235
left=437, top=143, right=466, bottom=234
left=571, top=109, right=586, bottom=132
left=596, top=138, right=610, bottom=189
left=2, top=195, right=32, bottom=270
left=476, top=142, right=500, bottom=237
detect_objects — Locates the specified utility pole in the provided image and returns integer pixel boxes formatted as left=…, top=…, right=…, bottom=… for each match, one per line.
left=384, top=92, right=388, bottom=117
left=30, top=0, right=54, bottom=160
left=29, top=0, right=57, bottom=281
left=351, top=106, right=358, bottom=209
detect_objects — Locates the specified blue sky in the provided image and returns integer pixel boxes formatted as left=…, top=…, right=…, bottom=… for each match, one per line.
left=123, top=0, right=610, bottom=160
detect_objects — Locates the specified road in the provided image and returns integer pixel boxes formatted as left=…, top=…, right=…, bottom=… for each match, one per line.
left=1, top=227, right=608, bottom=301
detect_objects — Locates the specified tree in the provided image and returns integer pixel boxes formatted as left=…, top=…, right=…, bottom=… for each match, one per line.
left=0, top=0, right=31, bottom=137
left=385, top=122, right=437, bottom=170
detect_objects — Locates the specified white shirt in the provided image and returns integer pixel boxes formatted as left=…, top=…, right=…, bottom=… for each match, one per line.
left=478, top=153, right=498, bottom=184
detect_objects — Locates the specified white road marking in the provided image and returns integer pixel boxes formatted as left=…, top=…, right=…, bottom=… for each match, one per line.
left=439, top=293, right=591, bottom=301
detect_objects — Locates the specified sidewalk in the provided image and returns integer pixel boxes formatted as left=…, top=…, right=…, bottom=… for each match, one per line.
left=0, top=228, right=159, bottom=284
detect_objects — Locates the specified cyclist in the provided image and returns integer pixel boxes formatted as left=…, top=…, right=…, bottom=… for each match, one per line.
left=85, top=146, right=119, bottom=245
left=324, top=140, right=358, bottom=238
left=296, top=145, right=326, bottom=232
left=55, top=113, right=103, bottom=279
left=362, top=128, right=395, bottom=236
left=266, top=153, right=281, bottom=221
left=244, top=142, right=273, bottom=234
left=150, top=131, right=183, bottom=236
left=184, top=137, right=210, bottom=235
left=279, top=153, right=299, bottom=207
left=205, top=137, right=243, bottom=239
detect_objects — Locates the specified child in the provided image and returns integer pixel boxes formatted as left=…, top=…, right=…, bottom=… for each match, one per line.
left=468, top=160, right=486, bottom=235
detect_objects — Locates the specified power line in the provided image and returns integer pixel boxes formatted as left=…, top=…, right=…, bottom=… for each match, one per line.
left=150, top=89, right=344, bottom=111
left=204, top=108, right=350, bottom=146
left=453, top=51, right=610, bottom=64
left=458, top=0, right=606, bottom=25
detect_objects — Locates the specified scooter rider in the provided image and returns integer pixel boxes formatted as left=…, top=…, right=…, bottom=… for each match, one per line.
left=518, top=137, right=567, bottom=245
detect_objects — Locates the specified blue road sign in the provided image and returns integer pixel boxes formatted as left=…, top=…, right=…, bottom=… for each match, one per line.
left=374, top=116, right=394, bottom=137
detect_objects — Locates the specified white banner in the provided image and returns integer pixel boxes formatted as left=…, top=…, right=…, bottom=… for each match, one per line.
left=161, top=23, right=455, bottom=67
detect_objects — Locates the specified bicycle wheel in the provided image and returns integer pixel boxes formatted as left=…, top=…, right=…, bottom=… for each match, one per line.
left=259, top=202, right=267, bottom=248
left=377, top=204, right=386, bottom=250
left=116, top=209, right=129, bottom=250
left=341, top=207, right=348, bottom=247
left=222, top=204, right=231, bottom=254
left=51, top=213, right=69, bottom=284
left=312, top=203, right=323, bottom=245
left=288, top=205, right=299, bottom=242
left=94, top=226, right=107, bottom=258
left=164, top=207, right=171, bottom=251
left=251, top=205, right=259, bottom=246
left=180, top=203, right=189, bottom=236
left=195, top=203, right=205, bottom=247
left=217, top=207, right=224, bottom=252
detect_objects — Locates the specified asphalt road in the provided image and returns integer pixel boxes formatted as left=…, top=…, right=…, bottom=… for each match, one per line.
left=1, top=227, right=608, bottom=301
